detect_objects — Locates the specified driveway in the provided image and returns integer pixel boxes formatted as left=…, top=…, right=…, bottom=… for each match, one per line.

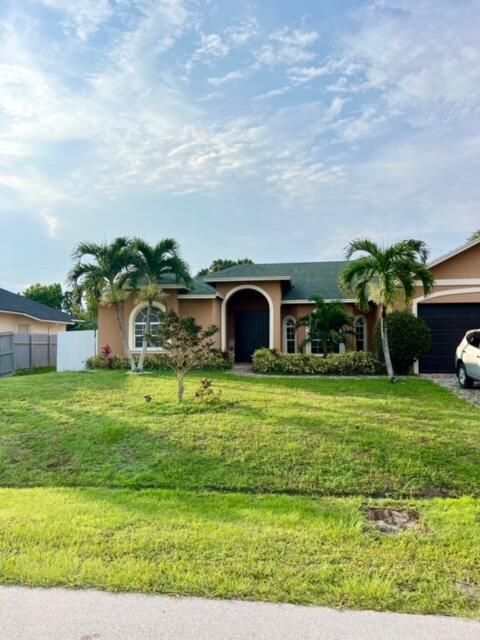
left=1, top=587, right=479, bottom=640
left=422, top=374, right=480, bottom=408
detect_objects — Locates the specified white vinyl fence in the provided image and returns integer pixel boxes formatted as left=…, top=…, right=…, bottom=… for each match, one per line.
left=57, top=330, right=97, bottom=372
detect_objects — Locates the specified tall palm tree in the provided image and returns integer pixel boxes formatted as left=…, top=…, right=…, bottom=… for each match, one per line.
left=340, top=238, right=434, bottom=381
left=132, top=238, right=192, bottom=372
left=68, top=237, right=137, bottom=371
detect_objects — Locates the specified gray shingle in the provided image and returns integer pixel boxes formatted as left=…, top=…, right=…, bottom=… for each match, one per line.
left=0, top=288, right=75, bottom=324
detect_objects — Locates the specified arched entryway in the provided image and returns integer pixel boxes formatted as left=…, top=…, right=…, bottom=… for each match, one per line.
left=221, top=286, right=273, bottom=362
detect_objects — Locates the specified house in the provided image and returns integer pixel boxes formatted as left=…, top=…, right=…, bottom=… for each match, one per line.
left=98, top=236, right=480, bottom=373
left=0, top=288, right=75, bottom=335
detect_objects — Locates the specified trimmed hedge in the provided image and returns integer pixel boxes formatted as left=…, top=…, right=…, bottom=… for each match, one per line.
left=252, top=348, right=384, bottom=375
left=86, top=350, right=232, bottom=371
left=374, top=311, right=431, bottom=375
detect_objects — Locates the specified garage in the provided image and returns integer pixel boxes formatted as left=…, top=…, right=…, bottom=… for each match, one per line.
left=418, top=303, right=480, bottom=373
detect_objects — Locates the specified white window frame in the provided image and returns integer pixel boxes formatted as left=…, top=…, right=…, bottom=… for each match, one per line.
left=283, top=316, right=297, bottom=354
left=354, top=316, right=368, bottom=352
left=129, top=302, right=166, bottom=352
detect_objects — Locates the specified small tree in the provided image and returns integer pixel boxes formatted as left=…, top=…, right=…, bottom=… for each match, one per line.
left=156, top=311, right=220, bottom=402
left=468, top=230, right=480, bottom=242
left=297, top=295, right=353, bottom=356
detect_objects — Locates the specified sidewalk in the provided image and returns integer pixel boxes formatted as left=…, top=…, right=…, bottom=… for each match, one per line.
left=1, top=586, right=479, bottom=640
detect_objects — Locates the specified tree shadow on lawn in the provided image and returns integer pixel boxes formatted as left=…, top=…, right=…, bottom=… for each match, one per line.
left=2, top=389, right=479, bottom=498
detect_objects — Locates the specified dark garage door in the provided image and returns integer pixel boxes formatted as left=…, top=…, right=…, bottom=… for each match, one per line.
left=418, top=303, right=480, bottom=373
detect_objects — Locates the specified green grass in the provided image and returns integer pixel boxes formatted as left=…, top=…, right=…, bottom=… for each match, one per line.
left=0, top=371, right=478, bottom=497
left=0, top=371, right=479, bottom=617
left=0, top=488, right=479, bottom=618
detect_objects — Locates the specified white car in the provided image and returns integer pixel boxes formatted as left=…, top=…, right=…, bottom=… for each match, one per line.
left=456, top=330, right=480, bottom=388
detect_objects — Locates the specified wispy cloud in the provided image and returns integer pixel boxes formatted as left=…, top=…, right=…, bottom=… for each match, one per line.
left=37, top=0, right=112, bottom=41
left=208, top=67, right=253, bottom=86
left=256, top=27, right=319, bottom=66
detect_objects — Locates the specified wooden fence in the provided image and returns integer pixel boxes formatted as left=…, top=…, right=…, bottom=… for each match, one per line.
left=0, top=333, right=57, bottom=376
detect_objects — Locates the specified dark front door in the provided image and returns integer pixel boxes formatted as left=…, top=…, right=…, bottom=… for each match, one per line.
left=418, top=303, right=480, bottom=373
left=235, top=310, right=269, bottom=362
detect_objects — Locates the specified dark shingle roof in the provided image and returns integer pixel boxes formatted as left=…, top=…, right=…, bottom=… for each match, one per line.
left=0, top=288, right=75, bottom=324
left=201, top=261, right=350, bottom=300
left=181, top=278, right=218, bottom=296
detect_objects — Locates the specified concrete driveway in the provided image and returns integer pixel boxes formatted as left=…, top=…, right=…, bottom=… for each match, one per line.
left=422, top=374, right=480, bottom=407
left=1, top=587, right=479, bottom=640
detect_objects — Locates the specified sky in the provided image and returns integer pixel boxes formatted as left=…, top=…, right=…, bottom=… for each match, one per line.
left=0, top=0, right=479, bottom=292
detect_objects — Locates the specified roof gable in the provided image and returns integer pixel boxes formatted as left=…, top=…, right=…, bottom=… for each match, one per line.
left=429, top=238, right=480, bottom=280
left=0, top=288, right=74, bottom=324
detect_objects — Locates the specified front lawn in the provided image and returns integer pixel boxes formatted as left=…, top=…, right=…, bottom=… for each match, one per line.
left=0, top=371, right=479, bottom=617
left=0, top=371, right=478, bottom=497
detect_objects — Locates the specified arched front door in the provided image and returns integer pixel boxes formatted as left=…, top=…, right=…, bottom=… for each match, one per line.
left=224, top=288, right=271, bottom=362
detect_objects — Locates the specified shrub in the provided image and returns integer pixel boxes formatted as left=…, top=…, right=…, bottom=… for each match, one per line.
left=86, top=349, right=232, bottom=371
left=374, top=311, right=431, bottom=374
left=252, top=348, right=383, bottom=375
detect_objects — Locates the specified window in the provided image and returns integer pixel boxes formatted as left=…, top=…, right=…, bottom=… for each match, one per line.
left=134, top=307, right=163, bottom=350
left=468, top=332, right=480, bottom=349
left=355, top=317, right=367, bottom=352
left=310, top=336, right=323, bottom=355
left=284, top=317, right=297, bottom=353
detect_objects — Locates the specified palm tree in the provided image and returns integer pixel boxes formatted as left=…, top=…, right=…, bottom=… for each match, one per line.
left=132, top=238, right=192, bottom=372
left=68, top=237, right=137, bottom=371
left=340, top=238, right=434, bottom=381
left=298, top=295, right=353, bottom=356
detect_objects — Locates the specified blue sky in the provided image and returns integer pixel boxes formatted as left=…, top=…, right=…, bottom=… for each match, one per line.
left=1, top=0, right=479, bottom=291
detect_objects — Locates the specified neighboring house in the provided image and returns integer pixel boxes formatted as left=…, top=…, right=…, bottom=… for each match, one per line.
left=0, top=288, right=75, bottom=334
left=98, top=236, right=480, bottom=373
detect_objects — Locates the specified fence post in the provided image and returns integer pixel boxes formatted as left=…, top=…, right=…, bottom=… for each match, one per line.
left=48, top=335, right=51, bottom=366
left=29, top=334, right=33, bottom=370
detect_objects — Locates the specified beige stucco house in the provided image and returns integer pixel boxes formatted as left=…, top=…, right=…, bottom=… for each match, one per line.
left=98, top=236, right=480, bottom=373
left=0, top=287, right=74, bottom=335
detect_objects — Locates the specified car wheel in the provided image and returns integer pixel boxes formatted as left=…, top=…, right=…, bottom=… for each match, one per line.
left=457, top=363, right=474, bottom=389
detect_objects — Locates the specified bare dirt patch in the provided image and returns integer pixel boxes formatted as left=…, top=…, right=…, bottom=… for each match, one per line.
left=367, top=507, right=420, bottom=534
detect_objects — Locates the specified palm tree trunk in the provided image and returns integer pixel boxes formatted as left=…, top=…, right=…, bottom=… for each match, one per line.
left=138, top=302, right=152, bottom=373
left=113, top=302, right=137, bottom=372
left=381, top=307, right=395, bottom=382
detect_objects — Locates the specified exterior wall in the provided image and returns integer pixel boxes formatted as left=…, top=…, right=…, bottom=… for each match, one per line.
left=429, top=243, right=480, bottom=279
left=98, top=291, right=222, bottom=356
left=178, top=298, right=221, bottom=348
left=0, top=312, right=67, bottom=335
left=413, top=242, right=480, bottom=307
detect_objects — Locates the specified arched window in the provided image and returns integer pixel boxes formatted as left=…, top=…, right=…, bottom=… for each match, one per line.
left=284, top=317, right=297, bottom=353
left=134, top=307, right=163, bottom=350
left=355, top=317, right=367, bottom=352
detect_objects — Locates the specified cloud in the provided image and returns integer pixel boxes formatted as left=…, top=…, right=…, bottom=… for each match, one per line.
left=225, top=18, right=258, bottom=45
left=256, top=27, right=319, bottom=66
left=287, top=64, right=332, bottom=85
left=208, top=67, right=253, bottom=86
left=191, top=33, right=229, bottom=65
left=253, top=86, right=291, bottom=101
left=196, top=91, right=223, bottom=103
left=37, top=0, right=112, bottom=41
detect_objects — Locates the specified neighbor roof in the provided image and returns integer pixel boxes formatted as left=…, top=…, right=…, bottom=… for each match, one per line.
left=0, top=288, right=75, bottom=324
left=200, top=261, right=351, bottom=301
